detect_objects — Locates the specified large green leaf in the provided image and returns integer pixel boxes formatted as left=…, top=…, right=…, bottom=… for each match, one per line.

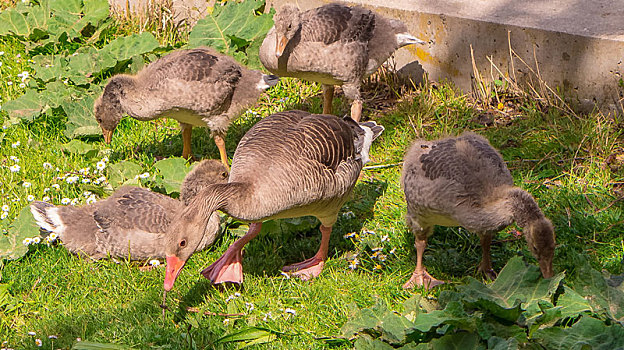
left=99, top=32, right=160, bottom=64
left=153, top=158, right=192, bottom=195
left=2, top=90, right=46, bottom=121
left=571, top=262, right=624, bottom=322
left=0, top=206, right=40, bottom=261
left=107, top=161, right=143, bottom=189
left=71, top=341, right=133, bottom=350
left=458, top=257, right=564, bottom=322
left=61, top=139, right=98, bottom=158
left=82, top=0, right=110, bottom=26
left=31, top=55, right=69, bottom=82
left=555, top=285, right=591, bottom=319
left=0, top=9, right=31, bottom=36
left=532, top=316, right=624, bottom=349
left=188, top=0, right=273, bottom=54
left=62, top=93, right=102, bottom=138
left=216, top=326, right=281, bottom=348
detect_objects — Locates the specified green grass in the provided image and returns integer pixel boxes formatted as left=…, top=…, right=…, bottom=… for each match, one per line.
left=1, top=21, right=624, bottom=350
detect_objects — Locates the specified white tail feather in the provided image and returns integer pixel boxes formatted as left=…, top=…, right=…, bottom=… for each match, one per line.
left=30, top=204, right=66, bottom=235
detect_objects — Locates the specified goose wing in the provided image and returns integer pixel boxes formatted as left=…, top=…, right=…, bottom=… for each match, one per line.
left=301, top=4, right=375, bottom=45
left=93, top=187, right=180, bottom=259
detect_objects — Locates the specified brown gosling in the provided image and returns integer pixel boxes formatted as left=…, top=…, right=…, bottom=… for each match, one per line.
left=162, top=110, right=384, bottom=291
left=94, top=48, right=279, bottom=166
left=259, top=2, right=425, bottom=122
left=29, top=160, right=228, bottom=260
left=401, top=132, right=555, bottom=289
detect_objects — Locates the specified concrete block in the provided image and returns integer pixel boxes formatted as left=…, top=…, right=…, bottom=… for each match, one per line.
left=267, top=0, right=624, bottom=112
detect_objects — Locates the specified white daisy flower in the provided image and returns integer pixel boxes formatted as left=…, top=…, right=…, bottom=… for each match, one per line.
left=19, top=83, right=25, bottom=88
left=35, top=338, right=42, bottom=347
left=96, top=161, right=106, bottom=171
left=48, top=335, right=57, bottom=339
left=27, top=331, right=36, bottom=336
left=86, top=195, right=97, bottom=204
left=43, top=188, right=50, bottom=193
left=27, top=195, right=34, bottom=202
left=51, top=184, right=60, bottom=190
left=42, top=162, right=52, bottom=169
left=22, top=182, right=31, bottom=188
left=82, top=191, right=92, bottom=197
left=101, top=156, right=109, bottom=163
left=9, top=156, right=19, bottom=162
left=70, top=198, right=79, bottom=206
left=149, top=259, right=160, bottom=267
left=138, top=172, right=150, bottom=179
left=1, top=205, right=9, bottom=212
left=1, top=212, right=8, bottom=220
left=42, top=196, right=50, bottom=202
left=48, top=233, right=58, bottom=241
left=262, top=312, right=273, bottom=321
left=284, top=308, right=296, bottom=316
left=9, top=164, right=20, bottom=172
left=61, top=198, right=70, bottom=205
left=381, top=235, right=389, bottom=242
left=66, top=176, right=79, bottom=184
left=245, top=302, right=254, bottom=311
left=32, top=237, right=41, bottom=244
left=81, top=178, right=91, bottom=184
left=23, top=238, right=32, bottom=245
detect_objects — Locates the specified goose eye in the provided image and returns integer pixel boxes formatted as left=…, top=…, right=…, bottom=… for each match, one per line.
left=287, top=24, right=292, bottom=30
left=220, top=171, right=228, bottom=178
left=179, top=239, right=187, bottom=247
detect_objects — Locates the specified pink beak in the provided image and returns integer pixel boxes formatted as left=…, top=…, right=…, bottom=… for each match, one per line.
left=164, top=255, right=186, bottom=291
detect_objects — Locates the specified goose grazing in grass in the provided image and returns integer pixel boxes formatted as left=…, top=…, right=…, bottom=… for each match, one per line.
left=163, top=110, right=384, bottom=291
left=259, top=3, right=425, bottom=121
left=29, top=160, right=229, bottom=260
left=401, top=133, right=555, bottom=289
left=94, top=48, right=279, bottom=165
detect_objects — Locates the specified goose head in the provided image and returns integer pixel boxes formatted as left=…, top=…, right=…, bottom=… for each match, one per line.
left=180, top=159, right=229, bottom=205
left=94, top=75, right=133, bottom=144
left=523, top=217, right=556, bottom=278
left=273, top=4, right=302, bottom=57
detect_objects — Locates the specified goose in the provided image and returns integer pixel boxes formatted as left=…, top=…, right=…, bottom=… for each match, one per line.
left=401, top=132, right=555, bottom=289
left=259, top=3, right=425, bottom=121
left=163, top=110, right=384, bottom=291
left=94, top=48, right=280, bottom=165
left=29, top=160, right=229, bottom=260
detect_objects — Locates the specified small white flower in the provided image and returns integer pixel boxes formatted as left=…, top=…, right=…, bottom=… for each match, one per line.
left=223, top=318, right=230, bottom=326
left=389, top=248, right=396, bottom=255
left=48, top=335, right=57, bottom=339
left=96, top=161, right=106, bottom=171
left=23, top=238, right=32, bottom=245
left=149, top=259, right=160, bottom=267
left=70, top=198, right=79, bottom=206
left=82, top=191, right=92, bottom=197
left=27, top=195, right=34, bottom=202
left=1, top=205, right=9, bottom=212
left=138, top=172, right=150, bottom=179
left=381, top=235, right=389, bottom=242
left=343, top=232, right=356, bottom=239
left=86, top=194, right=97, bottom=204
left=43, top=188, right=50, bottom=193
left=97, top=176, right=106, bottom=183
left=32, top=237, right=41, bottom=244
left=51, top=184, right=60, bottom=190
left=19, top=83, right=25, bottom=88
left=7, top=81, right=13, bottom=86
left=81, top=178, right=91, bottom=184
left=28, top=331, right=36, bottom=336
left=348, top=258, right=359, bottom=270
left=0, top=51, right=4, bottom=55
left=9, top=156, right=19, bottom=162
left=48, top=233, right=58, bottom=242
left=16, top=54, right=21, bottom=58
left=1, top=212, right=8, bottom=220
left=9, top=164, right=20, bottom=172
left=22, top=182, right=31, bottom=188
left=284, top=308, right=296, bottom=316
left=42, top=196, right=50, bottom=202
left=245, top=302, right=255, bottom=311
left=342, top=211, right=355, bottom=219
left=101, top=156, right=109, bottom=163
left=42, top=162, right=52, bottom=169
left=66, top=176, right=79, bottom=184
left=371, top=247, right=383, bottom=252
left=262, top=312, right=273, bottom=321
left=0, top=61, right=2, bottom=67
left=76, top=338, right=81, bottom=342
left=78, top=168, right=89, bottom=175
left=61, top=198, right=70, bottom=205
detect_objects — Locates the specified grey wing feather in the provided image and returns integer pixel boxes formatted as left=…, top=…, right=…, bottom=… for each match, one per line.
left=301, top=4, right=375, bottom=45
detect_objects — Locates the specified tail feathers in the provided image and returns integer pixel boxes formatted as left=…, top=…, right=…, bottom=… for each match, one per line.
left=257, top=74, right=280, bottom=90
left=356, top=121, right=385, bottom=165
left=359, top=121, right=384, bottom=141
left=396, top=32, right=426, bottom=47
left=30, top=201, right=65, bottom=235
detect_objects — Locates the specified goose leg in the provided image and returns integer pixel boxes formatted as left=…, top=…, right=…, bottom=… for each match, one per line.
left=478, top=233, right=497, bottom=280
left=403, top=235, right=444, bottom=290
left=180, top=123, right=193, bottom=160
left=350, top=99, right=363, bottom=122
left=282, top=225, right=332, bottom=280
left=213, top=134, right=230, bottom=170
left=322, top=84, right=334, bottom=115
left=201, top=222, right=262, bottom=284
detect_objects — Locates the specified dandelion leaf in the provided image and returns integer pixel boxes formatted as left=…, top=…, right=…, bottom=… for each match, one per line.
left=188, top=0, right=273, bottom=55
left=532, top=316, right=624, bottom=349
left=216, top=326, right=281, bottom=347
left=62, top=94, right=101, bottom=138
left=153, top=158, right=191, bottom=195
left=458, top=257, right=564, bottom=322
left=0, top=206, right=40, bottom=261
left=3, top=90, right=45, bottom=121
left=71, top=341, right=133, bottom=350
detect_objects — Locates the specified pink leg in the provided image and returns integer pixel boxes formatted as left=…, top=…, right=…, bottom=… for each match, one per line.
left=282, top=225, right=332, bottom=281
left=403, top=238, right=445, bottom=290
left=478, top=234, right=497, bottom=280
left=201, top=222, right=262, bottom=284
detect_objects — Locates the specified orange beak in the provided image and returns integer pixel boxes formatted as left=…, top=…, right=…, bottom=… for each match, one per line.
left=102, top=129, right=114, bottom=144
left=164, top=255, right=186, bottom=291
left=275, top=35, right=288, bottom=58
